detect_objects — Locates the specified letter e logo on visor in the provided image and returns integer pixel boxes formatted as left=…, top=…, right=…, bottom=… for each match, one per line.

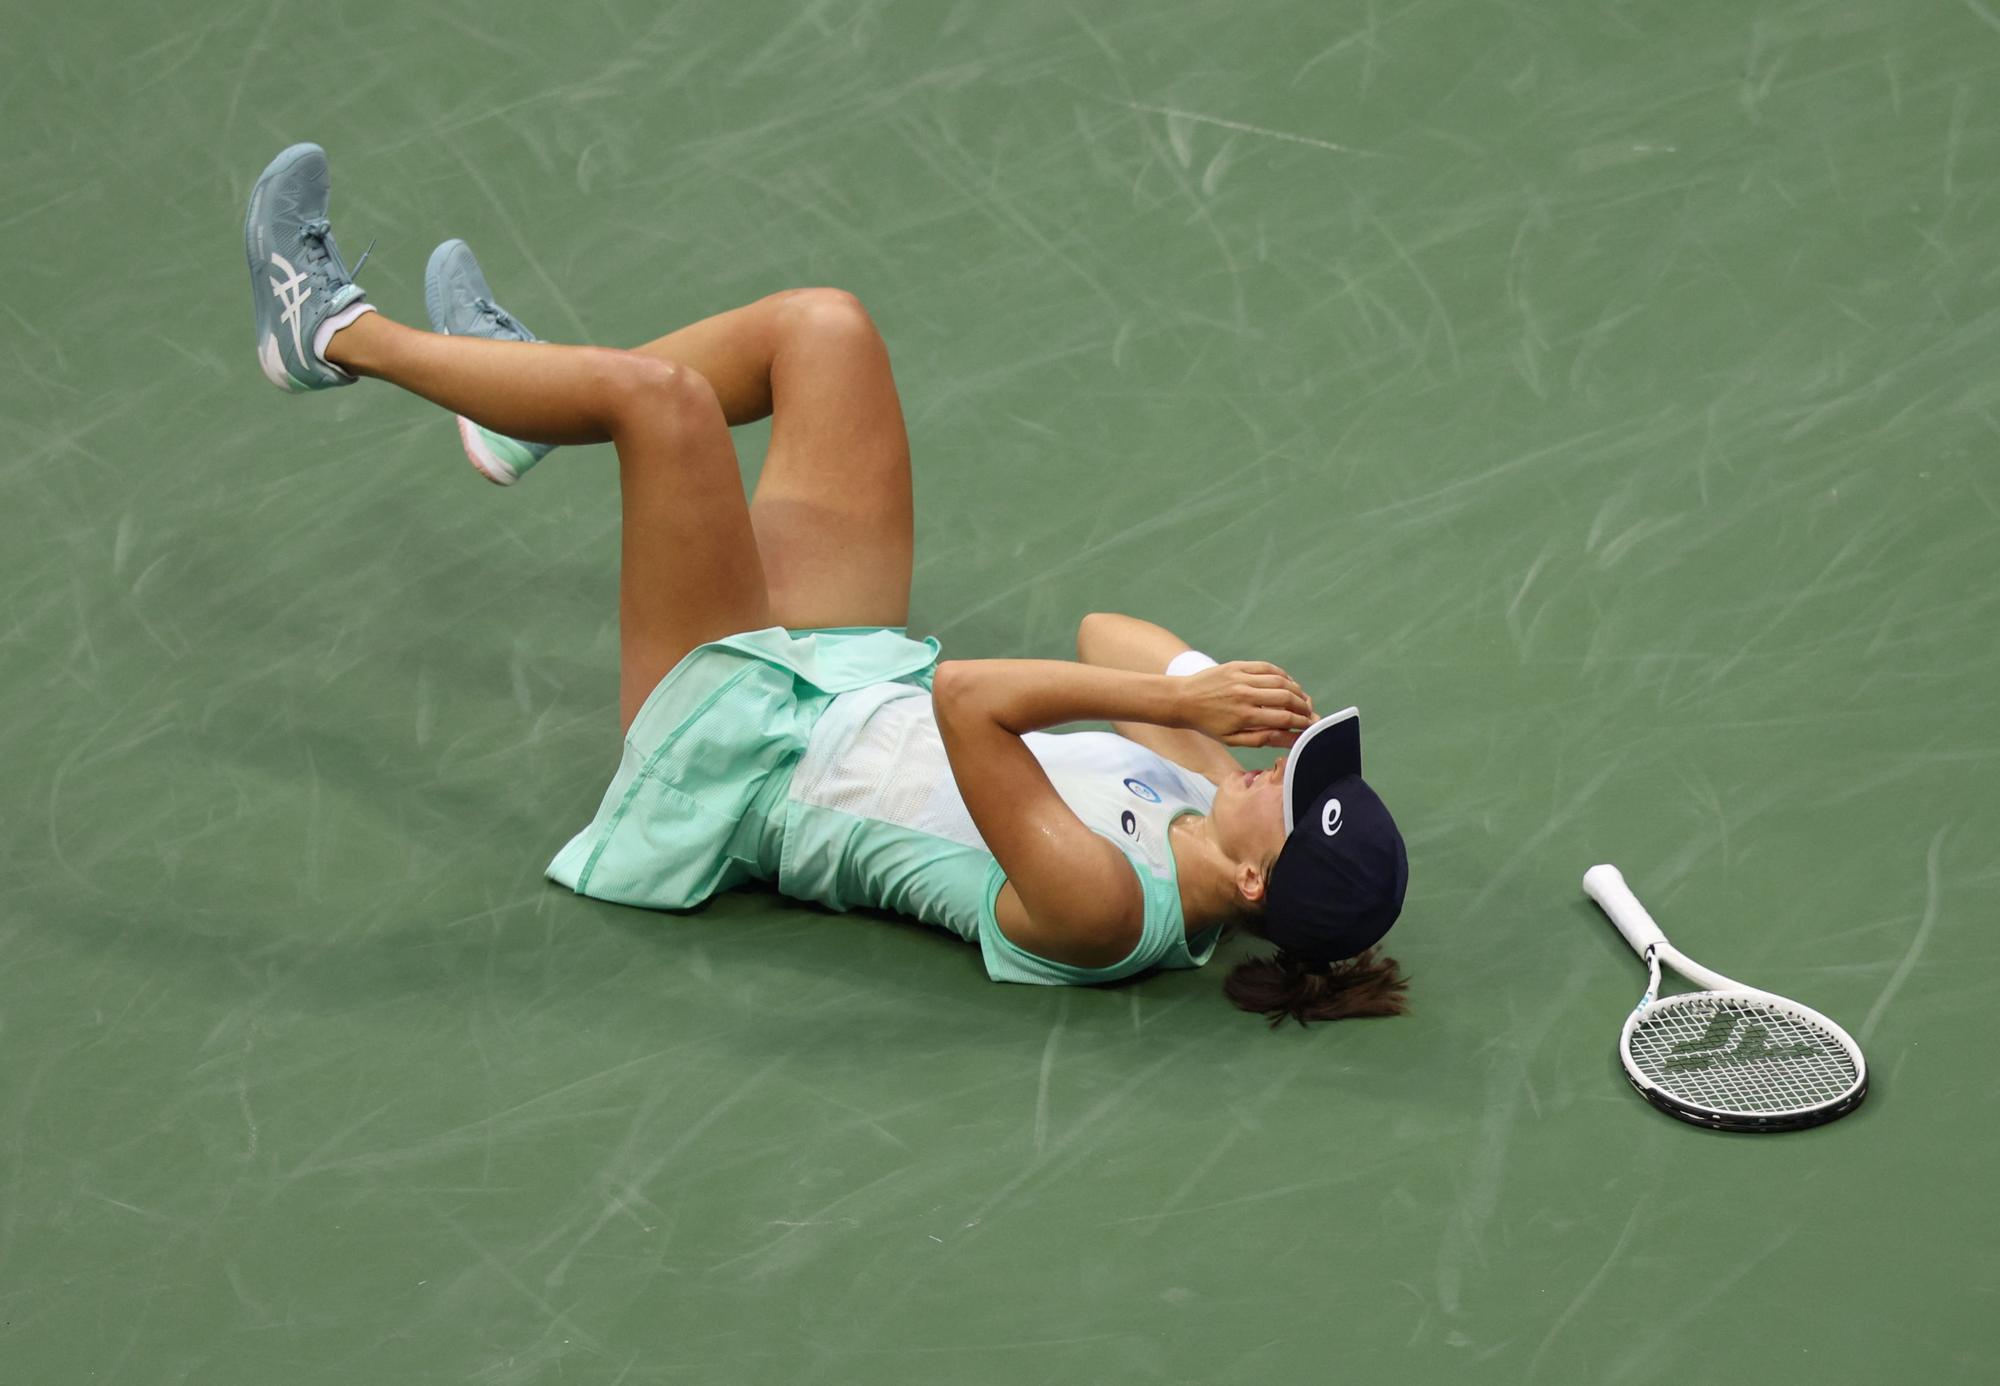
left=1321, top=799, right=1344, bottom=837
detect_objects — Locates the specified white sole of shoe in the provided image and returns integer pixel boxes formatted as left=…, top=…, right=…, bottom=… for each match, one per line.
left=457, top=415, right=521, bottom=487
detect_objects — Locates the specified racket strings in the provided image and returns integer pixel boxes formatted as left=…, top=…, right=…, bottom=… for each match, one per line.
left=1627, top=997, right=1859, bottom=1115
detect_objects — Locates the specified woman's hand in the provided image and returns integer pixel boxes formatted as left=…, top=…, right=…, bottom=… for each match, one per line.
left=1173, top=662, right=1317, bottom=747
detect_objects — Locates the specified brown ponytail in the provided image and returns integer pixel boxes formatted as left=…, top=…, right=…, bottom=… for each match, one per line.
left=1223, top=946, right=1409, bottom=1027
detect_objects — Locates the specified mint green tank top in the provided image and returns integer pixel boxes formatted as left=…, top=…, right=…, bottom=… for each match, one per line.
left=769, top=682, right=1223, bottom=986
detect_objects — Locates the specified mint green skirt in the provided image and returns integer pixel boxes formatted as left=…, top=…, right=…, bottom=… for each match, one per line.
left=546, top=625, right=940, bottom=910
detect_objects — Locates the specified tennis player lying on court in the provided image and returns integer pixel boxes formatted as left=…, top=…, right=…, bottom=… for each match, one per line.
left=243, top=143, right=1410, bottom=1025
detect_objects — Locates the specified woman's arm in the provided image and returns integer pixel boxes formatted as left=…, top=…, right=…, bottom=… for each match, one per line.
left=931, top=657, right=1313, bottom=966
left=1076, top=612, right=1288, bottom=786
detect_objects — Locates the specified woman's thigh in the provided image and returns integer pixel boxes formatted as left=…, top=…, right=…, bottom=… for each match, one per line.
left=748, top=291, right=913, bottom=631
left=613, top=363, right=772, bottom=732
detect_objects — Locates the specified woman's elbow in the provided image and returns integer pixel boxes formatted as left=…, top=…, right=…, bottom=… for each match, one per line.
left=931, top=659, right=975, bottom=717
left=1076, top=610, right=1120, bottom=660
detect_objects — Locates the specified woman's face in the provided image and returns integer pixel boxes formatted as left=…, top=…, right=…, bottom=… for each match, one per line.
left=1209, top=752, right=1291, bottom=879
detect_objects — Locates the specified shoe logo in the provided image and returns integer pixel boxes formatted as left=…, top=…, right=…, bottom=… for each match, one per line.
left=268, top=252, right=312, bottom=365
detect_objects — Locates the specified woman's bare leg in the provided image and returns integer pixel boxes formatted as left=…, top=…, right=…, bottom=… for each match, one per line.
left=626, top=295, right=789, bottom=426
left=325, top=313, right=771, bottom=733
left=629, top=290, right=914, bottom=631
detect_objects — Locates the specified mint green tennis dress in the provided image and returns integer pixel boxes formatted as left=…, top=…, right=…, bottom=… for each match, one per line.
left=547, top=626, right=1222, bottom=985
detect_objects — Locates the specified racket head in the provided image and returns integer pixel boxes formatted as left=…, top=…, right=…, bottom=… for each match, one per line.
left=1618, top=988, right=1868, bottom=1133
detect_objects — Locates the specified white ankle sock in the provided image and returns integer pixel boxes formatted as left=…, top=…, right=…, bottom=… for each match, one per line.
left=314, top=301, right=377, bottom=379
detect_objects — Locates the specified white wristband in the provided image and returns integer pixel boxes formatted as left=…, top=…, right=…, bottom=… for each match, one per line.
left=1164, top=650, right=1218, bottom=677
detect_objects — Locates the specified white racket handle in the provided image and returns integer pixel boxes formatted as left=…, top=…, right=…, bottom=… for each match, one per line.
left=1583, top=864, right=1669, bottom=957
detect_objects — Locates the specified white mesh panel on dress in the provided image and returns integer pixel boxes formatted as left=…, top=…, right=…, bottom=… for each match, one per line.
left=791, top=685, right=987, bottom=850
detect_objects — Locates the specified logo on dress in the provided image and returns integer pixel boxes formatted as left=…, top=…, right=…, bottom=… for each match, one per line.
left=1123, top=778, right=1161, bottom=802
left=1322, top=799, right=1344, bottom=837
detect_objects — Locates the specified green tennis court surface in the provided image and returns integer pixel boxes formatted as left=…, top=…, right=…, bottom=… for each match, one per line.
left=5, top=1, right=1995, bottom=1380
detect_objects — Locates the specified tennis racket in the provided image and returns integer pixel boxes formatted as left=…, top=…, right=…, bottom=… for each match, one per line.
left=1582, top=864, right=1867, bottom=1133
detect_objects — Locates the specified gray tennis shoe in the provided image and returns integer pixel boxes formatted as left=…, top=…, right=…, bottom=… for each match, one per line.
left=424, top=238, right=555, bottom=486
left=244, top=143, right=376, bottom=392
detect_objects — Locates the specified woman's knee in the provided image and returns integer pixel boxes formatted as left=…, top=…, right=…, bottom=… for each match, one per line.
left=776, top=286, right=877, bottom=342
left=601, top=351, right=720, bottom=428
